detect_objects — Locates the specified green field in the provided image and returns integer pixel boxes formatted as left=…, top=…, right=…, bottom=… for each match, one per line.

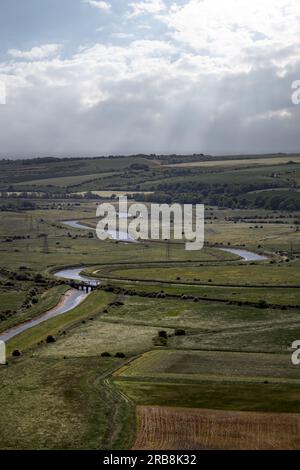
left=7, top=290, right=115, bottom=355
left=106, top=264, right=300, bottom=287
left=115, top=381, right=300, bottom=413
left=114, top=349, right=300, bottom=413
left=0, top=356, right=135, bottom=450
left=166, top=154, right=300, bottom=168
left=14, top=172, right=119, bottom=188
left=0, top=153, right=300, bottom=449
left=116, top=349, right=299, bottom=383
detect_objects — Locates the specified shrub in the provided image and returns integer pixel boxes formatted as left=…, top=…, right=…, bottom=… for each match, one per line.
left=115, top=352, right=126, bottom=358
left=12, top=350, right=22, bottom=357
left=101, top=352, right=111, bottom=357
left=175, top=329, right=186, bottom=336
left=158, top=337, right=168, bottom=346
left=158, top=330, right=168, bottom=339
left=46, top=335, right=56, bottom=344
left=257, top=299, right=269, bottom=309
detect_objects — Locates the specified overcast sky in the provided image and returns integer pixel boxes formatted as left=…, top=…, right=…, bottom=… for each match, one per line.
left=0, top=0, right=300, bottom=158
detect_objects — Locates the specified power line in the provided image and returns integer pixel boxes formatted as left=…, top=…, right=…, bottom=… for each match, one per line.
left=41, top=234, right=49, bottom=254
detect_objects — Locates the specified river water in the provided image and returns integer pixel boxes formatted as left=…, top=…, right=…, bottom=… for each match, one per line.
left=62, top=217, right=136, bottom=242
left=218, top=248, right=267, bottom=262
left=0, top=267, right=97, bottom=343
left=0, top=223, right=266, bottom=343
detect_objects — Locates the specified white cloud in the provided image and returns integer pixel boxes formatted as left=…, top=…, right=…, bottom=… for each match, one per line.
left=1, top=1, right=300, bottom=156
left=128, top=0, right=166, bottom=18
left=247, top=109, right=293, bottom=123
left=8, top=44, right=62, bottom=61
left=160, top=0, right=300, bottom=73
left=84, top=0, right=111, bottom=12
left=111, top=32, right=134, bottom=39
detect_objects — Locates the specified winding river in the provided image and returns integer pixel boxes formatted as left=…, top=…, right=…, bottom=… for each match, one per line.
left=62, top=217, right=136, bottom=242
left=218, top=248, right=267, bottom=262
left=0, top=267, right=96, bottom=343
left=0, top=220, right=267, bottom=343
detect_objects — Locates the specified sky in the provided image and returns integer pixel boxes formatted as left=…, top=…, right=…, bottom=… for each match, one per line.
left=0, top=0, right=300, bottom=158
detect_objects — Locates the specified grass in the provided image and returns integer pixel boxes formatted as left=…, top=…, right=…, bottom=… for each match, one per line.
left=115, top=380, right=300, bottom=413
left=0, top=284, right=69, bottom=333
left=0, top=211, right=238, bottom=274
left=108, top=264, right=300, bottom=287
left=107, top=280, right=300, bottom=306
left=205, top=222, right=300, bottom=251
left=14, top=172, right=118, bottom=188
left=116, top=349, right=300, bottom=383
left=101, top=296, right=300, bottom=353
left=73, top=190, right=154, bottom=197
left=0, top=356, right=135, bottom=450
left=114, top=349, right=300, bottom=414
left=0, top=290, right=26, bottom=311
left=0, top=156, right=158, bottom=186
left=0, top=156, right=299, bottom=450
left=166, top=155, right=300, bottom=168
left=0, top=195, right=298, bottom=450
left=6, top=290, right=115, bottom=355
left=38, top=320, right=162, bottom=359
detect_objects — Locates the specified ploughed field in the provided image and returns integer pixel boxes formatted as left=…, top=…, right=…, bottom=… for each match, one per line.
left=0, top=151, right=300, bottom=450
left=134, top=406, right=300, bottom=450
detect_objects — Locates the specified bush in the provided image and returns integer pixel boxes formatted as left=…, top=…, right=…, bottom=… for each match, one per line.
left=12, top=349, right=22, bottom=357
left=115, top=352, right=126, bottom=358
left=257, top=299, right=269, bottom=309
left=158, top=337, right=168, bottom=346
left=175, top=329, right=186, bottom=336
left=46, top=335, right=56, bottom=344
left=158, top=330, right=168, bottom=339
left=34, top=273, right=44, bottom=283
left=101, top=352, right=111, bottom=357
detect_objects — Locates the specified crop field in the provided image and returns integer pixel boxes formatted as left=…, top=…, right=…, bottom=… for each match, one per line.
left=14, top=172, right=119, bottom=188
left=115, top=380, right=300, bottom=413
left=0, top=156, right=158, bottom=186
left=166, top=155, right=300, bottom=168
left=0, top=154, right=300, bottom=450
left=116, top=350, right=299, bottom=383
left=133, top=406, right=300, bottom=450
left=72, top=190, right=154, bottom=197
left=114, top=349, right=300, bottom=418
